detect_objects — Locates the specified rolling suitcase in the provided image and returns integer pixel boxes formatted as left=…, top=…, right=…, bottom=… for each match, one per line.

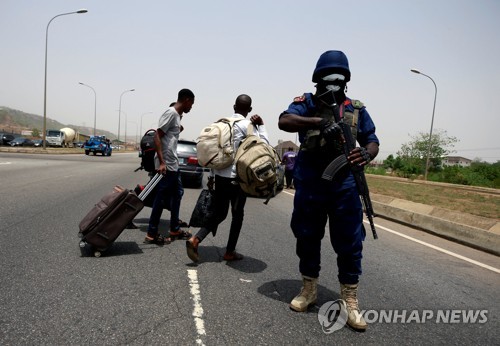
left=78, top=173, right=163, bottom=257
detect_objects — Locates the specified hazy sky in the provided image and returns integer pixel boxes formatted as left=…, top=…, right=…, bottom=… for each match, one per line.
left=1, top=0, right=499, bottom=162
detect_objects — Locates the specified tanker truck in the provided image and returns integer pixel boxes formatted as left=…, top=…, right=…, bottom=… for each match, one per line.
left=45, top=128, right=77, bottom=147
left=60, top=128, right=76, bottom=147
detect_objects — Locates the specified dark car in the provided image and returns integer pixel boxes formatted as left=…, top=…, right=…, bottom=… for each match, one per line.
left=0, top=133, right=15, bottom=145
left=33, top=139, right=49, bottom=147
left=10, top=137, right=35, bottom=147
left=178, top=139, right=204, bottom=187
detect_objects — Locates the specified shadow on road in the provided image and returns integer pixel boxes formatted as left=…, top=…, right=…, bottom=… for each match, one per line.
left=79, top=241, right=144, bottom=257
left=258, top=279, right=340, bottom=310
left=184, top=245, right=268, bottom=273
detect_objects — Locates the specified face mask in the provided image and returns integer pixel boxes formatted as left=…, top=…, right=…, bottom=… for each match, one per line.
left=321, top=73, right=346, bottom=92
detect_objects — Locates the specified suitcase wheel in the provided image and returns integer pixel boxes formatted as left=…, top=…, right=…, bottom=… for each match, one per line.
left=79, top=241, right=88, bottom=257
left=93, top=251, right=102, bottom=258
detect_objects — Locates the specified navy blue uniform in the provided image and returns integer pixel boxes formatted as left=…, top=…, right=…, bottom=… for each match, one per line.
left=281, top=93, right=379, bottom=284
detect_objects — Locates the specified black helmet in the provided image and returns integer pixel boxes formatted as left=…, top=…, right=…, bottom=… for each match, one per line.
left=312, top=50, right=351, bottom=83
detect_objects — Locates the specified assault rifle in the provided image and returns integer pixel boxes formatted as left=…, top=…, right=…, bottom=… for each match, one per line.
left=318, top=90, right=378, bottom=239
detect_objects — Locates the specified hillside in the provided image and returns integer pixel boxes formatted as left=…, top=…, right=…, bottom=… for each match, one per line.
left=0, top=106, right=117, bottom=139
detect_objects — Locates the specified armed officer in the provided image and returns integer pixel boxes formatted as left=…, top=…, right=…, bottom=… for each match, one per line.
left=278, top=50, right=379, bottom=331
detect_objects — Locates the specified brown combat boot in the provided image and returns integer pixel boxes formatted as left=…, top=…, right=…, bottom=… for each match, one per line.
left=290, top=276, right=318, bottom=312
left=340, top=283, right=367, bottom=331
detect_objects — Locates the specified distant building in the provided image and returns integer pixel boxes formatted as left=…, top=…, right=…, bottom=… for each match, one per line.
left=442, top=156, right=472, bottom=167
left=274, top=140, right=299, bottom=158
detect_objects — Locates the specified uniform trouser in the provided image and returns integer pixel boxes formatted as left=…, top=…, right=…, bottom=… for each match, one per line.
left=147, top=170, right=181, bottom=236
left=195, top=175, right=247, bottom=253
left=290, top=178, right=365, bottom=285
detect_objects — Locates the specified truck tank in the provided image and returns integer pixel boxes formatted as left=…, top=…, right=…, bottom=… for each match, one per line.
left=60, top=127, right=76, bottom=147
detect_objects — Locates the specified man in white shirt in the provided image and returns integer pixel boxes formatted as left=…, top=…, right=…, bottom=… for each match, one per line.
left=186, top=94, right=269, bottom=262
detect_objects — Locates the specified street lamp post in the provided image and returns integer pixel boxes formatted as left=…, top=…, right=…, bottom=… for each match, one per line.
left=411, top=68, right=437, bottom=181
left=43, top=9, right=88, bottom=149
left=118, top=89, right=135, bottom=150
left=124, top=112, right=128, bottom=150
left=78, top=82, right=96, bottom=136
left=140, top=111, right=153, bottom=137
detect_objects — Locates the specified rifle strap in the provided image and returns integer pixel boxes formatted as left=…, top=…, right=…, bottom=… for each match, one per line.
left=343, top=99, right=363, bottom=142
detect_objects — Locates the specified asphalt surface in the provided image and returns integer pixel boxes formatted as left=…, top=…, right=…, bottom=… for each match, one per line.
left=0, top=152, right=498, bottom=345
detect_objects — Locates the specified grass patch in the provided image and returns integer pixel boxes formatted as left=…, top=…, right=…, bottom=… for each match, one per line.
left=367, top=175, right=499, bottom=219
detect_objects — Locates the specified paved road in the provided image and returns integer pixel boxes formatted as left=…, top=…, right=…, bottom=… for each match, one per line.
left=0, top=152, right=498, bottom=345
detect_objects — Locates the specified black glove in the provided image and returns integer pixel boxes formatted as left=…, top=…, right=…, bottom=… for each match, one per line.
left=319, top=118, right=342, bottom=142
left=359, top=147, right=372, bottom=164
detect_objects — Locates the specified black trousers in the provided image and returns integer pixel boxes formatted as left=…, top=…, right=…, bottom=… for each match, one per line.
left=195, top=175, right=247, bottom=253
left=285, top=169, right=294, bottom=188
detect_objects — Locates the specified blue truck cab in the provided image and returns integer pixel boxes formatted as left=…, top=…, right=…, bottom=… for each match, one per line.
left=84, top=136, right=112, bottom=156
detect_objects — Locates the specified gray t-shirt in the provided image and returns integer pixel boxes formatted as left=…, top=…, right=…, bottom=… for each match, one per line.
left=154, top=107, right=181, bottom=171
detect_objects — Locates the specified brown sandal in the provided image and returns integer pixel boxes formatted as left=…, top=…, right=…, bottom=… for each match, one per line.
left=169, top=229, right=191, bottom=240
left=186, top=239, right=199, bottom=263
left=144, top=234, right=167, bottom=245
left=223, top=251, right=244, bottom=261
left=158, top=235, right=172, bottom=245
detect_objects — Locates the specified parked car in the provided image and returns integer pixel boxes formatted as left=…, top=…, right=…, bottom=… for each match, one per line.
left=74, top=141, right=85, bottom=148
left=33, top=139, right=49, bottom=147
left=178, top=139, right=204, bottom=187
left=9, top=137, right=35, bottom=147
left=0, top=133, right=15, bottom=145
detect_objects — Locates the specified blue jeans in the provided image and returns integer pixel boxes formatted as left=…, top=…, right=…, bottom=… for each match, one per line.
left=147, top=171, right=181, bottom=236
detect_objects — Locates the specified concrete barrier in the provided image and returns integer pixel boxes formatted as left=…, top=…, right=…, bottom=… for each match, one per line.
left=372, top=194, right=500, bottom=256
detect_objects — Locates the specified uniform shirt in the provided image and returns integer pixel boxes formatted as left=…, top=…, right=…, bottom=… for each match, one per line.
left=282, top=94, right=379, bottom=147
left=281, top=93, right=379, bottom=189
left=213, top=113, right=270, bottom=179
left=154, top=107, right=181, bottom=171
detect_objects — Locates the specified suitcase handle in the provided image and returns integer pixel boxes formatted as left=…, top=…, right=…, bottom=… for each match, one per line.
left=138, top=173, right=163, bottom=200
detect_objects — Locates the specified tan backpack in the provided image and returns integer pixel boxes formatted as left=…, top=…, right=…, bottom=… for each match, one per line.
left=196, top=117, right=243, bottom=169
left=234, top=124, right=280, bottom=204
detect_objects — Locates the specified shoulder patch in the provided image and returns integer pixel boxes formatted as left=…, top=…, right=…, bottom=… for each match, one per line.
left=293, top=95, right=306, bottom=103
left=352, top=99, right=364, bottom=109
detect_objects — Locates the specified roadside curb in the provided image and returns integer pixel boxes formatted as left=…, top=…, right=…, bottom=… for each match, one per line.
left=372, top=194, right=500, bottom=256
left=0, top=147, right=134, bottom=154
left=0, top=147, right=83, bottom=154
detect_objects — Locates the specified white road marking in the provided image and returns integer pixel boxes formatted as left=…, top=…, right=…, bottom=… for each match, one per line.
left=187, top=269, right=206, bottom=346
left=368, top=221, right=500, bottom=274
left=0, top=162, right=12, bottom=165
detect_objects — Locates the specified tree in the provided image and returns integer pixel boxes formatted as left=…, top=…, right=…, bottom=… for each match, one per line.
left=383, top=154, right=395, bottom=170
left=32, top=128, right=40, bottom=138
left=396, top=129, right=458, bottom=177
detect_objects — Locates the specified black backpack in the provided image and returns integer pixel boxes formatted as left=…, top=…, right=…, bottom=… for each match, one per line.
left=139, top=129, right=156, bottom=173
